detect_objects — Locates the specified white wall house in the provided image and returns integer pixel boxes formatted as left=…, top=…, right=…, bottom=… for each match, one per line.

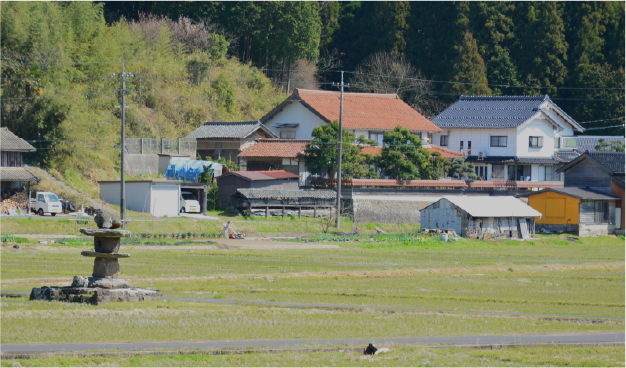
left=260, top=89, right=442, bottom=143
left=431, top=95, right=585, bottom=181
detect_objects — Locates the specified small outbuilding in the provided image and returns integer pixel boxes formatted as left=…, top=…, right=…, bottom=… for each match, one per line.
left=187, top=121, right=277, bottom=163
left=518, top=187, right=620, bottom=237
left=216, top=170, right=299, bottom=205
left=99, top=180, right=207, bottom=217
left=230, top=188, right=336, bottom=218
left=420, top=196, right=542, bottom=239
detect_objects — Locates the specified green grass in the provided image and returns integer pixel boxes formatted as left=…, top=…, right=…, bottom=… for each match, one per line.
left=0, top=217, right=420, bottom=236
left=2, top=345, right=624, bottom=367
left=1, top=234, right=623, bottom=353
left=1, top=297, right=622, bottom=345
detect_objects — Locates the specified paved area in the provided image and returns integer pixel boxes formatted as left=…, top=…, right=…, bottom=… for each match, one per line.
left=1, top=332, right=623, bottom=353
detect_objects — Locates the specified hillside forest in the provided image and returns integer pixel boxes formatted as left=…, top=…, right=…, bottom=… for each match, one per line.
left=1, top=2, right=624, bottom=194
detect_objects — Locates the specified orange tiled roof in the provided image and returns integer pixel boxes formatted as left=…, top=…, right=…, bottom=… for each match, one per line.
left=359, top=145, right=465, bottom=159
left=262, top=89, right=442, bottom=132
left=427, top=145, right=466, bottom=158
left=238, top=139, right=310, bottom=158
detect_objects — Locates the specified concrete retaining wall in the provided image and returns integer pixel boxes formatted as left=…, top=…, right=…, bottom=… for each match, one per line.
left=579, top=224, right=615, bottom=237
left=125, top=154, right=159, bottom=177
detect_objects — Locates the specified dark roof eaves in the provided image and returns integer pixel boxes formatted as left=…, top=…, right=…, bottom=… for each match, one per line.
left=556, top=151, right=620, bottom=174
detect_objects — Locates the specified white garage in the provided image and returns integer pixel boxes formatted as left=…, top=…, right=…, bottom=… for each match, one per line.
left=99, top=180, right=183, bottom=217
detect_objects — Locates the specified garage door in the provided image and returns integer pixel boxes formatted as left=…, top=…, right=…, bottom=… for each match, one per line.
left=151, top=185, right=180, bottom=217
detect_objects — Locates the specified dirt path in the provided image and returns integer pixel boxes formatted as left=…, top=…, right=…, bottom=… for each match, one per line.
left=0, top=332, right=623, bottom=354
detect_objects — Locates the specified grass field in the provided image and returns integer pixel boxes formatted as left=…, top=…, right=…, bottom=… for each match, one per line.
left=0, top=216, right=419, bottom=236
left=2, top=345, right=625, bottom=367
left=1, top=233, right=624, bottom=366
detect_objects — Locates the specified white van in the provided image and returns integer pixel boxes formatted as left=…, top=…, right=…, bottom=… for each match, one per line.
left=33, top=192, right=63, bottom=216
left=179, top=190, right=200, bottom=213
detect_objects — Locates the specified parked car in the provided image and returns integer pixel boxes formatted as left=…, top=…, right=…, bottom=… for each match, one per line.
left=179, top=190, right=200, bottom=213
left=31, top=192, right=62, bottom=216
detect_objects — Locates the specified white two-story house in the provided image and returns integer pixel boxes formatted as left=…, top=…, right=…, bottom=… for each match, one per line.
left=431, top=95, right=585, bottom=181
left=260, top=89, right=442, bottom=143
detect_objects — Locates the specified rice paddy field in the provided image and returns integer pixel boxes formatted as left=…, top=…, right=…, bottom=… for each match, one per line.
left=1, top=233, right=624, bottom=366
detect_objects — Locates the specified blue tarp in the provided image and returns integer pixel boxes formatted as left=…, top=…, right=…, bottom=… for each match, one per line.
left=164, top=160, right=224, bottom=182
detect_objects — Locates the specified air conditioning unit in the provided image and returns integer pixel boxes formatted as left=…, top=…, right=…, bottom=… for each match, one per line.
left=478, top=152, right=485, bottom=160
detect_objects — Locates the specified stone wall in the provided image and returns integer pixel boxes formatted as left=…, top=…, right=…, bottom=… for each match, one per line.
left=353, top=198, right=434, bottom=224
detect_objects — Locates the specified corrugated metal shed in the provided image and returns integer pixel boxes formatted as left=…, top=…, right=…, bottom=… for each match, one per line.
left=443, top=196, right=542, bottom=218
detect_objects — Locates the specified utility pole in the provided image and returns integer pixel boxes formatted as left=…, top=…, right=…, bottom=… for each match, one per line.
left=332, top=71, right=348, bottom=228
left=110, top=61, right=135, bottom=228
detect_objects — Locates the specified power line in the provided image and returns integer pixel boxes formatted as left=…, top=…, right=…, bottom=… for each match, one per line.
left=585, top=124, right=625, bottom=131
left=578, top=117, right=625, bottom=124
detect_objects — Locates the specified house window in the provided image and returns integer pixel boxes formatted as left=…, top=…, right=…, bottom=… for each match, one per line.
left=280, top=131, right=296, bottom=139
left=215, top=142, right=222, bottom=152
left=468, top=141, right=472, bottom=155
left=440, top=135, right=448, bottom=147
left=529, top=136, right=543, bottom=148
left=595, top=202, right=609, bottom=224
left=507, top=165, right=516, bottom=180
left=538, top=166, right=553, bottom=181
left=369, top=132, right=384, bottom=146
left=427, top=133, right=433, bottom=144
left=492, top=164, right=505, bottom=179
left=490, top=136, right=507, bottom=147
left=459, top=141, right=464, bottom=151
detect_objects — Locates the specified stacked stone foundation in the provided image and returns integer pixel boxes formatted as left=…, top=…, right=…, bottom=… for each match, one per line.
left=30, top=227, right=163, bottom=304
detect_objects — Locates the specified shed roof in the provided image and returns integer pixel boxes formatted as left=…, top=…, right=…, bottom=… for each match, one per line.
left=0, top=167, right=40, bottom=182
left=262, top=89, right=441, bottom=132
left=0, top=128, right=36, bottom=152
left=557, top=151, right=625, bottom=174
left=186, top=121, right=277, bottom=139
left=516, top=187, right=621, bottom=200
left=234, top=189, right=336, bottom=200
left=438, top=196, right=542, bottom=218
left=238, top=139, right=309, bottom=158
left=432, top=95, right=584, bottom=131
left=225, top=170, right=299, bottom=181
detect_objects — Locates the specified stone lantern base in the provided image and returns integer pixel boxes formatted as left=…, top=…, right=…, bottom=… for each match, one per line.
left=30, top=228, right=163, bottom=305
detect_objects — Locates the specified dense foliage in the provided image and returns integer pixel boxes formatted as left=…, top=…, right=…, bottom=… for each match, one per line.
left=1, top=2, right=284, bottom=197
left=102, top=1, right=624, bottom=133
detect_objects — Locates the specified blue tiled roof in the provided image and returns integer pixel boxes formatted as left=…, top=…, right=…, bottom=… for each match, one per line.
left=432, top=95, right=581, bottom=130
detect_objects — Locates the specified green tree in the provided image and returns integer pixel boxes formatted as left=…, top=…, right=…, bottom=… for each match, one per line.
left=379, top=126, right=427, bottom=180
left=512, top=2, right=569, bottom=95
left=447, top=158, right=478, bottom=180
left=595, top=138, right=625, bottom=152
left=304, top=121, right=374, bottom=179
left=449, top=31, right=492, bottom=95
left=421, top=152, right=451, bottom=180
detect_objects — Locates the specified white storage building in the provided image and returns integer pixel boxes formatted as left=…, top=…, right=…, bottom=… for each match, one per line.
left=99, top=180, right=207, bottom=217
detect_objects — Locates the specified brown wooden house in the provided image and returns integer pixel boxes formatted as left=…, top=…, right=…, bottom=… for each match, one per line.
left=186, top=121, right=277, bottom=164
left=0, top=127, right=40, bottom=199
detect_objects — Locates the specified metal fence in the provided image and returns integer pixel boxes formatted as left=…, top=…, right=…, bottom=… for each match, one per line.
left=125, top=138, right=197, bottom=155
